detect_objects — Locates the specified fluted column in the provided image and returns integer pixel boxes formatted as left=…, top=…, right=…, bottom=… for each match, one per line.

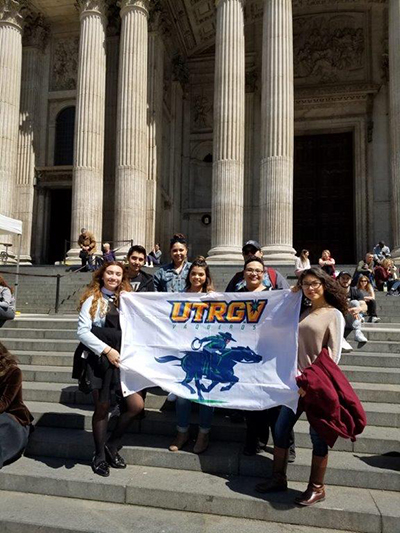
left=0, top=0, right=23, bottom=254
left=146, top=19, right=164, bottom=252
left=207, top=0, right=246, bottom=264
left=16, top=14, right=48, bottom=264
left=389, top=0, right=400, bottom=258
left=259, top=0, right=295, bottom=262
left=68, top=0, right=107, bottom=262
left=114, top=0, right=149, bottom=252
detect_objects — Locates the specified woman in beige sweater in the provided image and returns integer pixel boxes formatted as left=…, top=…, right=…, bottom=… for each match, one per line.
left=255, top=267, right=347, bottom=506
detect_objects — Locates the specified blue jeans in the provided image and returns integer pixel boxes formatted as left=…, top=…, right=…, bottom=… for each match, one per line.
left=274, top=405, right=328, bottom=457
left=176, top=397, right=214, bottom=433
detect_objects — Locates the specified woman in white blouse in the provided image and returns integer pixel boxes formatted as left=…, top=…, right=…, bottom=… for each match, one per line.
left=295, top=249, right=311, bottom=277
left=76, top=262, right=143, bottom=477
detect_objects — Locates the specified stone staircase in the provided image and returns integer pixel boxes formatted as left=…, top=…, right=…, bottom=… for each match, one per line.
left=0, top=296, right=399, bottom=532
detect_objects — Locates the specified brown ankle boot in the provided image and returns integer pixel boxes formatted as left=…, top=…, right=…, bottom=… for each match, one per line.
left=295, top=454, right=328, bottom=506
left=169, top=431, right=189, bottom=452
left=255, top=446, right=289, bottom=493
left=193, top=432, right=209, bottom=454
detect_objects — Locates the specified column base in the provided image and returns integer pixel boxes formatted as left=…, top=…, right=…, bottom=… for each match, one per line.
left=207, top=245, right=244, bottom=266
left=391, top=247, right=400, bottom=262
left=261, top=245, right=296, bottom=265
left=66, top=247, right=82, bottom=266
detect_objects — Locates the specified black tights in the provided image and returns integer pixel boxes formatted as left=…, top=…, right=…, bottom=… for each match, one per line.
left=92, top=390, right=144, bottom=463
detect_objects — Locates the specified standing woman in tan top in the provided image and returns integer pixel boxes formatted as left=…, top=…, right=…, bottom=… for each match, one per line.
left=256, top=267, right=347, bottom=506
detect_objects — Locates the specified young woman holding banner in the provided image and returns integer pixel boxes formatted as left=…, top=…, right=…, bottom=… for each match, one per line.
left=75, top=262, right=144, bottom=477
left=169, top=256, right=215, bottom=454
left=256, top=267, right=347, bottom=506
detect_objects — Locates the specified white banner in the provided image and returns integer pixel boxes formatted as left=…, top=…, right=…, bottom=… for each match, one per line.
left=119, top=290, right=302, bottom=412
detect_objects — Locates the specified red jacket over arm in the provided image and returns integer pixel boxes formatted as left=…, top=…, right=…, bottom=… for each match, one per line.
left=296, top=348, right=367, bottom=448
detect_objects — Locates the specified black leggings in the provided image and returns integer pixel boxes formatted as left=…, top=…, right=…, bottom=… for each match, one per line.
left=92, top=389, right=145, bottom=462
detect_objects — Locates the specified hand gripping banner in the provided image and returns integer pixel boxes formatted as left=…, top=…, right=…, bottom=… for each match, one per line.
left=119, top=290, right=302, bottom=412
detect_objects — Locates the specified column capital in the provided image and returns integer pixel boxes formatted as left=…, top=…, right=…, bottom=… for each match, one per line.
left=75, top=0, right=108, bottom=19
left=215, top=0, right=246, bottom=8
left=0, top=0, right=23, bottom=31
left=23, top=11, right=50, bottom=50
left=118, top=0, right=149, bottom=18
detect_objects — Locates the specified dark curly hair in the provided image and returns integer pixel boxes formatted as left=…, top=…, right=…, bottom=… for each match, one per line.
left=297, top=267, right=348, bottom=316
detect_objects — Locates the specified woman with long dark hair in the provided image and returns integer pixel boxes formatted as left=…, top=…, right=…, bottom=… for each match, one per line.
left=154, top=233, right=191, bottom=293
left=74, top=262, right=144, bottom=477
left=0, top=342, right=33, bottom=468
left=295, top=249, right=311, bottom=277
left=169, top=257, right=215, bottom=454
left=0, top=275, right=15, bottom=328
left=256, top=267, right=347, bottom=506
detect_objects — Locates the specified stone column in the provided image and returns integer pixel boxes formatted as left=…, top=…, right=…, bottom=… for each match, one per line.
left=68, top=0, right=107, bottom=262
left=207, top=0, right=246, bottom=264
left=114, top=0, right=149, bottom=252
left=389, top=0, right=400, bottom=258
left=146, top=16, right=164, bottom=252
left=259, top=0, right=295, bottom=262
left=0, top=0, right=23, bottom=253
left=16, top=13, right=48, bottom=264
left=244, top=70, right=257, bottom=241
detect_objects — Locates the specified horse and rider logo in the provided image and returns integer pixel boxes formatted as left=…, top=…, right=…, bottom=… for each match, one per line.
left=155, top=332, right=262, bottom=402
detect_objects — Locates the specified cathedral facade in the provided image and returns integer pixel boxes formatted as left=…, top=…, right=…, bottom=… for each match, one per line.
left=0, top=0, right=397, bottom=265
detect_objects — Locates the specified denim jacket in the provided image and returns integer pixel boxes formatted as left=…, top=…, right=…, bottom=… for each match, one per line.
left=153, top=261, right=192, bottom=293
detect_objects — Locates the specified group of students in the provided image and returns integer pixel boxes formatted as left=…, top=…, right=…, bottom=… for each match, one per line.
left=68, top=233, right=357, bottom=508
left=0, top=233, right=368, bottom=508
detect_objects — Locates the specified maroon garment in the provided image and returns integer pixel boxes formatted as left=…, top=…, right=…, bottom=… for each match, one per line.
left=296, top=348, right=367, bottom=448
left=374, top=266, right=390, bottom=291
left=0, top=366, right=33, bottom=426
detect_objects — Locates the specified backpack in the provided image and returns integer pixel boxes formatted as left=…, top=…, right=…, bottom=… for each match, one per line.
left=266, top=267, right=277, bottom=289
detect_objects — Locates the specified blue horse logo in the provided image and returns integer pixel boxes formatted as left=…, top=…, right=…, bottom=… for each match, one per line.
left=155, top=339, right=262, bottom=401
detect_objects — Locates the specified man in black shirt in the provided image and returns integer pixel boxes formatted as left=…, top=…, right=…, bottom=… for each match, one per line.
left=337, top=271, right=368, bottom=343
left=127, top=245, right=154, bottom=292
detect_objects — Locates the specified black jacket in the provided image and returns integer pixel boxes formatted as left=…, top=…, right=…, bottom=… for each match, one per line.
left=129, top=270, right=155, bottom=292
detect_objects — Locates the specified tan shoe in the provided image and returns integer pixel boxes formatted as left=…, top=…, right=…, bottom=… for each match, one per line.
left=169, top=432, right=189, bottom=452
left=193, top=432, right=209, bottom=454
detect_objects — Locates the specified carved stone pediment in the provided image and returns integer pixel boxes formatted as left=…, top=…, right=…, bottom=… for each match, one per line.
left=293, top=12, right=367, bottom=86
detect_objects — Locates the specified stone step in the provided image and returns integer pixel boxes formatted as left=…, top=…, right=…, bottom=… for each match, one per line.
left=13, top=351, right=73, bottom=367
left=341, top=352, right=400, bottom=368
left=339, top=366, right=400, bottom=385
left=0, top=491, right=357, bottom=533
left=0, top=456, right=398, bottom=533
left=8, top=316, right=78, bottom=329
left=0, top=338, right=77, bottom=352
left=0, top=328, right=77, bottom=340
left=362, top=329, right=400, bottom=342
left=25, top=427, right=400, bottom=492
left=19, top=361, right=400, bottom=388
left=348, top=339, right=400, bottom=354
left=26, top=401, right=400, bottom=454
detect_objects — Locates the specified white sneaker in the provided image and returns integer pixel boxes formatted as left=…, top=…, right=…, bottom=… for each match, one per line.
left=342, top=339, right=353, bottom=353
left=354, top=330, right=368, bottom=343
left=371, top=317, right=381, bottom=323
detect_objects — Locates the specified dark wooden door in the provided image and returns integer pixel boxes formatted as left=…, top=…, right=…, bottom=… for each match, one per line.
left=293, top=132, right=355, bottom=264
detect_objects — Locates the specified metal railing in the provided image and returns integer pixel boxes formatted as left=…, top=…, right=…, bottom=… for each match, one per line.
left=0, top=267, right=90, bottom=314
left=63, top=239, right=134, bottom=264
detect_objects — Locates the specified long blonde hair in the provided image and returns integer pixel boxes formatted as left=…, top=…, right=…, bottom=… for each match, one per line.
left=78, top=261, right=132, bottom=320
